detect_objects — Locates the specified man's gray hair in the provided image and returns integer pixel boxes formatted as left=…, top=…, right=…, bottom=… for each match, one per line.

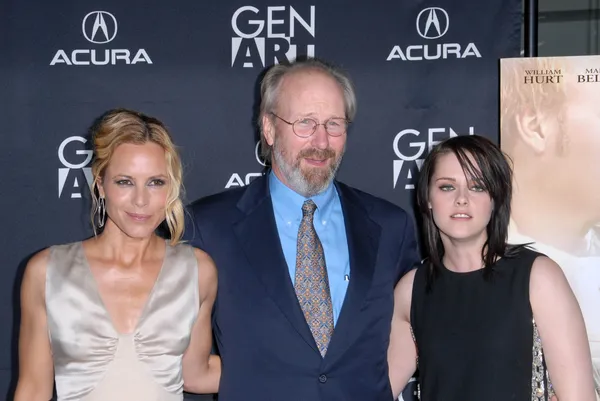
left=258, top=57, right=357, bottom=164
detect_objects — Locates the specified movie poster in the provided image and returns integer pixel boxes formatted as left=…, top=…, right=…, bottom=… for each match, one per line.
left=501, top=55, right=600, bottom=398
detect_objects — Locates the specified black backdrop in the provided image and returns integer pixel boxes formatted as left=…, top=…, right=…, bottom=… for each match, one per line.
left=0, top=0, right=521, bottom=398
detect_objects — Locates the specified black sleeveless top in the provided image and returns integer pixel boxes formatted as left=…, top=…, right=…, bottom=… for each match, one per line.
left=411, top=248, right=543, bottom=401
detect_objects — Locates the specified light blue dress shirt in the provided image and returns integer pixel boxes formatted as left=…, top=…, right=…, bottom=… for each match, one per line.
left=269, top=171, right=350, bottom=326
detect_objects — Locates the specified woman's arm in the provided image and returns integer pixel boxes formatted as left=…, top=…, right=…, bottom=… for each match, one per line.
left=388, top=268, right=418, bottom=399
left=182, top=248, right=221, bottom=394
left=14, top=249, right=54, bottom=401
left=530, top=255, right=596, bottom=401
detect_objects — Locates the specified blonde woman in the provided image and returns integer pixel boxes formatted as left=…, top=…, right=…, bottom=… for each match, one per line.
left=15, top=109, right=220, bottom=401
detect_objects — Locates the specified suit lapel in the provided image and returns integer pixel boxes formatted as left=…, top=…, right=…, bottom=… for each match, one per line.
left=325, top=182, right=381, bottom=362
left=232, top=176, right=319, bottom=354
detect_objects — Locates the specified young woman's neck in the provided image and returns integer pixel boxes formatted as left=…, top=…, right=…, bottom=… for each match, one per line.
left=440, top=234, right=487, bottom=273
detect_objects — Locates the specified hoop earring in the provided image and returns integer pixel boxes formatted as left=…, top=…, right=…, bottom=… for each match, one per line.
left=97, top=197, right=106, bottom=228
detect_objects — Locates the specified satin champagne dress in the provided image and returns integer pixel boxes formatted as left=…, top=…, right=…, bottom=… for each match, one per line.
left=45, top=241, right=199, bottom=401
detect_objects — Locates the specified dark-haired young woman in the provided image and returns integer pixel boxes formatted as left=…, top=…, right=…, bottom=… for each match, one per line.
left=388, top=135, right=595, bottom=401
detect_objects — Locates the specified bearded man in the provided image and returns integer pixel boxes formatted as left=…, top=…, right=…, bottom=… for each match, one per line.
left=184, top=57, right=419, bottom=401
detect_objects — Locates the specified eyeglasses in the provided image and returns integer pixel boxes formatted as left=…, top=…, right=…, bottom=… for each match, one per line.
left=270, top=112, right=350, bottom=138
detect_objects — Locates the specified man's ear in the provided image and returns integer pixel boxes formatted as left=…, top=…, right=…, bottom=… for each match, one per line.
left=514, top=107, right=555, bottom=154
left=262, top=114, right=275, bottom=146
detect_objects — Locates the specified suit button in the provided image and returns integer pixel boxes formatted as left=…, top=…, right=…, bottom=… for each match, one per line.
left=318, top=374, right=327, bottom=383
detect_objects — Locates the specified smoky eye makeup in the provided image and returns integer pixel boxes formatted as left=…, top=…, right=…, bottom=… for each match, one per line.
left=114, top=178, right=133, bottom=186
left=148, top=178, right=167, bottom=186
left=111, top=175, right=168, bottom=187
left=438, top=184, right=454, bottom=191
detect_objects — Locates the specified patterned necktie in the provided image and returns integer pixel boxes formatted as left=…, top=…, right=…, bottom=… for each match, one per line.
left=294, top=200, right=334, bottom=357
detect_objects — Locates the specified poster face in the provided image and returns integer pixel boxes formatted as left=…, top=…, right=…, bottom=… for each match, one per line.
left=501, top=55, right=600, bottom=397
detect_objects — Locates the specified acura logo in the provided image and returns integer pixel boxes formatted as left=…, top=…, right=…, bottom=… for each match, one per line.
left=416, top=7, right=449, bottom=40
left=82, top=11, right=118, bottom=44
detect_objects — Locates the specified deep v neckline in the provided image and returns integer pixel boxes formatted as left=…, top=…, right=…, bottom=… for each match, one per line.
left=78, top=240, right=169, bottom=336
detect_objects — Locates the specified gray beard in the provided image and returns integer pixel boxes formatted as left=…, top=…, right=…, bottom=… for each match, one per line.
left=272, top=140, right=344, bottom=197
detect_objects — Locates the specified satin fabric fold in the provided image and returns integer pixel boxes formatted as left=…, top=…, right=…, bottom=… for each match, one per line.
left=46, top=241, right=199, bottom=400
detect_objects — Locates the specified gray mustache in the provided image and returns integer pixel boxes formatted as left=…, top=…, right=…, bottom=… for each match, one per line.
left=297, top=148, right=336, bottom=160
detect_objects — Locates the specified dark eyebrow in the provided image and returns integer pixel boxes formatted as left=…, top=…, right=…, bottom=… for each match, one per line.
left=435, top=177, right=456, bottom=182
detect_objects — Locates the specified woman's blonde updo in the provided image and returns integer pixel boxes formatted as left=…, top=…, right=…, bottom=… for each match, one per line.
left=90, top=108, right=185, bottom=245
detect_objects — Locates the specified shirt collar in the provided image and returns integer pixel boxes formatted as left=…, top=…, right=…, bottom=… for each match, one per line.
left=268, top=170, right=337, bottom=223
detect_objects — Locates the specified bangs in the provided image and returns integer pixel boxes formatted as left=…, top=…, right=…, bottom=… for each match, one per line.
left=452, top=147, right=491, bottom=192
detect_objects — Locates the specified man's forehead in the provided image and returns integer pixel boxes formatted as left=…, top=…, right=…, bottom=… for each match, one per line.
left=281, top=68, right=333, bottom=87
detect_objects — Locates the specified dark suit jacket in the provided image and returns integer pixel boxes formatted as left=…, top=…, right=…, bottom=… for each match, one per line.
left=184, top=175, right=418, bottom=401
